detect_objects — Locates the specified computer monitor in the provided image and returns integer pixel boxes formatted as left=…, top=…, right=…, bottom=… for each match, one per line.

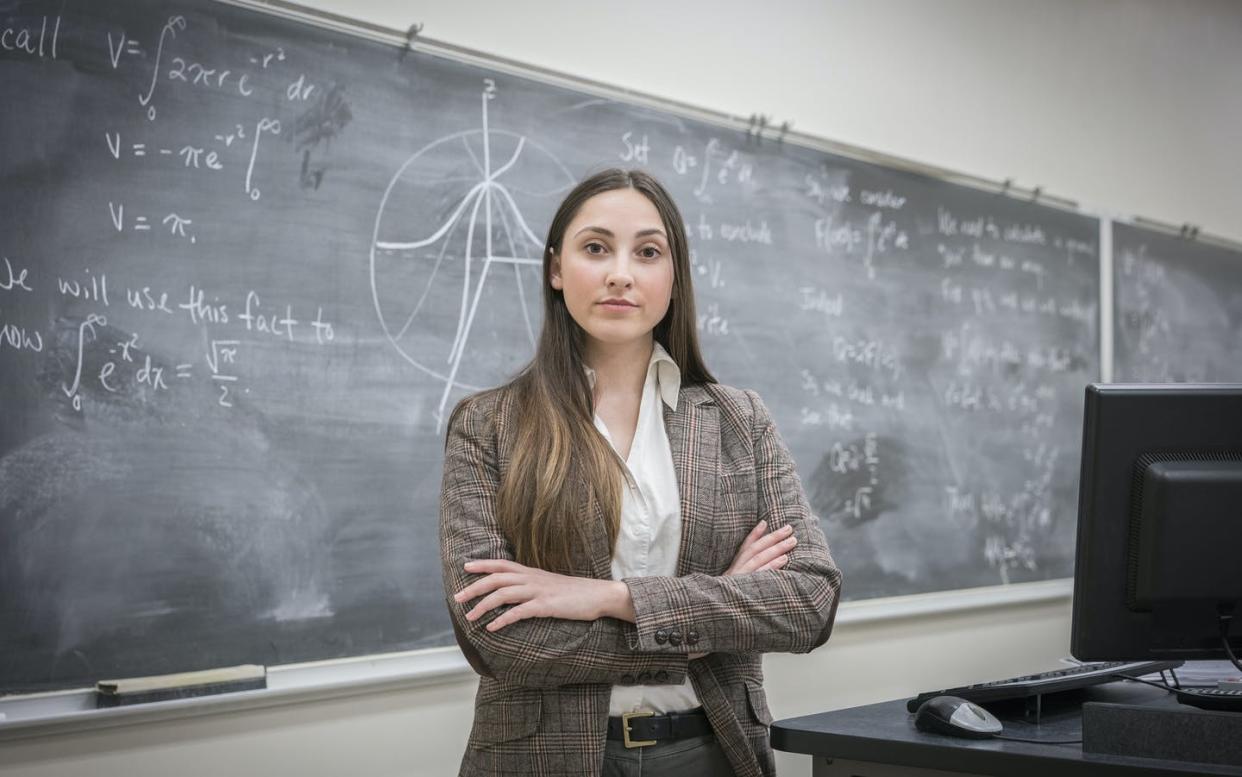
left=1071, top=384, right=1242, bottom=662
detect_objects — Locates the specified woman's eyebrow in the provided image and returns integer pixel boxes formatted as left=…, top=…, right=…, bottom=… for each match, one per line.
left=572, top=226, right=613, bottom=238
left=570, top=226, right=667, bottom=239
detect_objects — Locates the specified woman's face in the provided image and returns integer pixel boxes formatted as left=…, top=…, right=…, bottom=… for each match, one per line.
left=551, top=188, right=675, bottom=354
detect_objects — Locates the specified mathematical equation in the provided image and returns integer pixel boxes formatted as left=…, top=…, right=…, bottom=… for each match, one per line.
left=98, top=13, right=340, bottom=244
left=1, top=256, right=337, bottom=412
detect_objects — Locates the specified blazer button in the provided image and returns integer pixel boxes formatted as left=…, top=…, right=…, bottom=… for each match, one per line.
left=655, top=670, right=669, bottom=683
left=668, top=629, right=682, bottom=647
left=655, top=628, right=670, bottom=645
left=686, top=629, right=700, bottom=646
left=637, top=671, right=652, bottom=683
left=620, top=673, right=636, bottom=685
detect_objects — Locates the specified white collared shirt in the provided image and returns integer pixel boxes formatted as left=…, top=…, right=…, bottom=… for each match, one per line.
left=585, top=342, right=702, bottom=715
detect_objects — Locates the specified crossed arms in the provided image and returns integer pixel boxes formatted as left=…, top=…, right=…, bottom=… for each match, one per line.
left=439, top=390, right=842, bottom=688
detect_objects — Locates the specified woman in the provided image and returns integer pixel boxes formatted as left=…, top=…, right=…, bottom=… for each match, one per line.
left=440, top=169, right=842, bottom=777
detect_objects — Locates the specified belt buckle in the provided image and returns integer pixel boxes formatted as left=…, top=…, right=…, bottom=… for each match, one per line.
left=622, top=710, right=656, bottom=749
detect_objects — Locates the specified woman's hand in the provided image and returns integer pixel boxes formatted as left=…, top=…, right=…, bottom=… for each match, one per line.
left=455, top=521, right=795, bottom=653
left=724, top=519, right=797, bottom=575
left=454, top=559, right=622, bottom=632
left=688, top=521, right=797, bottom=659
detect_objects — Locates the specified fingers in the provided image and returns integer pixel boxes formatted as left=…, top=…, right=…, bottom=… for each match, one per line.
left=745, top=532, right=797, bottom=572
left=756, top=554, right=790, bottom=572
left=463, top=559, right=524, bottom=574
left=730, top=524, right=795, bottom=573
left=486, top=601, right=537, bottom=632
left=729, top=521, right=774, bottom=570
left=747, top=524, right=794, bottom=558
left=454, top=571, right=523, bottom=604
left=725, top=521, right=766, bottom=572
left=465, top=584, right=528, bottom=622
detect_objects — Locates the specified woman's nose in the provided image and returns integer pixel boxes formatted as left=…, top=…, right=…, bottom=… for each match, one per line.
left=606, top=260, right=634, bottom=289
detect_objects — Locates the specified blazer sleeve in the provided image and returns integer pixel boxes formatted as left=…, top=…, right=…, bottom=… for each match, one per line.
left=622, top=389, right=843, bottom=655
left=440, top=394, right=690, bottom=688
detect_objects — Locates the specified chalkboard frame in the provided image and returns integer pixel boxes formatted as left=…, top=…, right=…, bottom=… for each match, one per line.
left=2, top=0, right=1236, bottom=733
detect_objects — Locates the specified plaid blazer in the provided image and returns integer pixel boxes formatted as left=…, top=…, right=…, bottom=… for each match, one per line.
left=440, top=381, right=843, bottom=777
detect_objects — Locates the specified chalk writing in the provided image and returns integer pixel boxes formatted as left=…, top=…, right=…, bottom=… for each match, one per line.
left=106, top=30, right=142, bottom=69
left=696, top=302, right=729, bottom=336
left=2, top=15, right=60, bottom=60
left=1, top=257, right=33, bottom=292
left=0, top=313, right=43, bottom=353
left=798, top=286, right=844, bottom=318
left=619, top=131, right=649, bottom=165
left=138, top=15, right=187, bottom=121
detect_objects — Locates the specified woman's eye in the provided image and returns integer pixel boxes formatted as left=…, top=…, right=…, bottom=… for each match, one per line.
left=585, top=242, right=606, bottom=255
left=639, top=246, right=662, bottom=260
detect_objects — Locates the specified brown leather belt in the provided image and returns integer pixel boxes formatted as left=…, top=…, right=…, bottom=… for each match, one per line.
left=606, top=707, right=713, bottom=748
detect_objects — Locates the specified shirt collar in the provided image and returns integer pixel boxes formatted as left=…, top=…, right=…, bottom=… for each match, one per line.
left=583, top=341, right=682, bottom=412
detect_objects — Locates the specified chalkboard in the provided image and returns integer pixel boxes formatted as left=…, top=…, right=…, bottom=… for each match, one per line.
left=1113, top=221, right=1242, bottom=382
left=0, top=0, right=1100, bottom=693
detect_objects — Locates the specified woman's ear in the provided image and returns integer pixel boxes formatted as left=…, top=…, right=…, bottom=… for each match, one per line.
left=549, top=253, right=563, bottom=290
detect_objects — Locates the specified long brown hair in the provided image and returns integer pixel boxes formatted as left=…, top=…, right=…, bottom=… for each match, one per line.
left=448, top=169, right=716, bottom=574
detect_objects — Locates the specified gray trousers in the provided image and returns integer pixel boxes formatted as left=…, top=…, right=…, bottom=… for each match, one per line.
left=601, top=733, right=738, bottom=777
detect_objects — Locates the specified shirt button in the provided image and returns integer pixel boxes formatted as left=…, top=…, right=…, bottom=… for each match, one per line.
left=620, top=673, right=636, bottom=685
left=668, top=629, right=682, bottom=647
left=655, top=629, right=670, bottom=645
left=637, top=671, right=652, bottom=683
left=655, top=670, right=669, bottom=683
left=686, top=629, right=700, bottom=646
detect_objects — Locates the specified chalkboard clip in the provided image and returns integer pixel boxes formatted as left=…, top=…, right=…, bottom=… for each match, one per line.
left=400, top=22, right=424, bottom=58
left=1000, top=178, right=1013, bottom=196
left=1029, top=185, right=1043, bottom=204
left=777, top=120, right=791, bottom=143
left=746, top=113, right=771, bottom=143
left=1180, top=223, right=1200, bottom=240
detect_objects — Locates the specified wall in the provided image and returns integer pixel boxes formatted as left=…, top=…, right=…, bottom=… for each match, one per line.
left=3, top=0, right=1237, bottom=774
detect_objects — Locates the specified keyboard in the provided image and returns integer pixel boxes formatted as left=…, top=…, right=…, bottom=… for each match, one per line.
left=1175, top=687, right=1242, bottom=712
left=906, top=660, right=1184, bottom=712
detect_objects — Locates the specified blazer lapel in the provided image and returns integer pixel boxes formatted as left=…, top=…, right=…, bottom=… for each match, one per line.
left=664, top=385, right=720, bottom=577
left=584, top=496, right=615, bottom=580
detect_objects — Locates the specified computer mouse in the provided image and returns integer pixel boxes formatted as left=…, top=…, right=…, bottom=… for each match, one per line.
left=914, top=695, right=1003, bottom=739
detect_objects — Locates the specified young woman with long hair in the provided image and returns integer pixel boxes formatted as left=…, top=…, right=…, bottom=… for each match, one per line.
left=440, top=168, right=842, bottom=777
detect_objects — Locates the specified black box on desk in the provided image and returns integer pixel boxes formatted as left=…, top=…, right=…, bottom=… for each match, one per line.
left=1083, top=701, right=1242, bottom=768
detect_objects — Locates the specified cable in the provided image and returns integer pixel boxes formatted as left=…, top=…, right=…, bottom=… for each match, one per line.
left=988, top=671, right=1158, bottom=748
left=1220, top=613, right=1242, bottom=674
left=1111, top=673, right=1178, bottom=692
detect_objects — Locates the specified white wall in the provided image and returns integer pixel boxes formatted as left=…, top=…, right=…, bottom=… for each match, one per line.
left=3, top=1, right=1238, bottom=775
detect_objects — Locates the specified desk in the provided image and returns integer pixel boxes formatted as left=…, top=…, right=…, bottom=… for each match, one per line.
left=772, top=683, right=1242, bottom=776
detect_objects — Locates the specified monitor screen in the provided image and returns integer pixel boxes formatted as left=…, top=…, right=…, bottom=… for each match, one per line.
left=1071, top=384, right=1242, bottom=661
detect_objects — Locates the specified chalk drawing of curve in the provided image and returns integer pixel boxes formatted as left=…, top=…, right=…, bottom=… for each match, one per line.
left=370, top=88, right=575, bottom=430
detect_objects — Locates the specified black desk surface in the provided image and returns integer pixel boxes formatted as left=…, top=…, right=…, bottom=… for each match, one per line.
left=772, top=682, right=1242, bottom=776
